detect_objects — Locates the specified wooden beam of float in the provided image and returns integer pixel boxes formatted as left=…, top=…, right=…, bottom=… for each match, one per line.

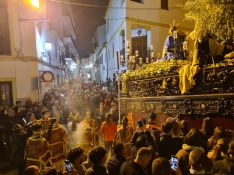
left=120, top=93, right=234, bottom=116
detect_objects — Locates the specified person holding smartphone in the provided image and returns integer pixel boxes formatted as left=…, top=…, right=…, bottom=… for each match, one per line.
left=64, top=160, right=73, bottom=173
left=170, top=156, right=178, bottom=171
left=152, top=156, right=180, bottom=175
left=152, top=157, right=171, bottom=175
left=130, top=119, right=157, bottom=157
left=66, top=147, right=87, bottom=175
left=63, top=160, right=79, bottom=175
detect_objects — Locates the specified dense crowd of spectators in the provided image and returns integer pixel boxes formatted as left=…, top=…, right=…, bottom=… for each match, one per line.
left=0, top=80, right=234, bottom=175
left=0, top=81, right=117, bottom=174
left=42, top=80, right=117, bottom=123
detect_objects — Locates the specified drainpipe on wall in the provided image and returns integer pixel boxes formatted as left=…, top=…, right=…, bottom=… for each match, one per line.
left=105, top=44, right=109, bottom=80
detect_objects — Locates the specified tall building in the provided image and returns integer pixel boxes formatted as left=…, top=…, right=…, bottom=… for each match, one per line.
left=91, top=25, right=107, bottom=83
left=0, top=0, right=79, bottom=105
left=104, top=0, right=193, bottom=80
left=83, top=24, right=108, bottom=83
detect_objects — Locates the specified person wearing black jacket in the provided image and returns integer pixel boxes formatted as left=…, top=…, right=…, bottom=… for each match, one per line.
left=120, top=147, right=152, bottom=175
left=107, top=143, right=126, bottom=175
left=212, top=141, right=234, bottom=175
left=130, top=119, right=157, bottom=157
left=85, top=147, right=108, bottom=175
left=158, top=122, right=182, bottom=159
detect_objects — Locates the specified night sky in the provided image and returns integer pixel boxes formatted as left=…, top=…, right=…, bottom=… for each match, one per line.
left=71, top=0, right=110, bottom=58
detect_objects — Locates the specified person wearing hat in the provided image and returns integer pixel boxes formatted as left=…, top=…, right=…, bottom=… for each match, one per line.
left=46, top=118, right=68, bottom=172
left=25, top=123, right=51, bottom=171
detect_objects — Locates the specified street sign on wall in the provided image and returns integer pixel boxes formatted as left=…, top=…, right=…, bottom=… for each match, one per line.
left=41, top=71, right=54, bottom=82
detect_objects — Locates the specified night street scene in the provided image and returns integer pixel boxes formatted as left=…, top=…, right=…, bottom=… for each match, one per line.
left=0, top=0, right=234, bottom=175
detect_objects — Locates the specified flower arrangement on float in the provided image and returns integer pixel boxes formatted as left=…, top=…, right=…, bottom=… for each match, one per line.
left=122, top=59, right=190, bottom=93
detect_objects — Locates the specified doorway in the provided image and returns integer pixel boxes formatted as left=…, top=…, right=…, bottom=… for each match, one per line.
left=132, top=35, right=147, bottom=58
left=131, top=27, right=149, bottom=58
left=0, top=81, right=13, bottom=106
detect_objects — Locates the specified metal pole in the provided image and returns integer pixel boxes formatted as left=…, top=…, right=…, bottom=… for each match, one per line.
left=116, top=51, right=121, bottom=124
left=106, top=50, right=109, bottom=79
left=118, top=75, right=121, bottom=124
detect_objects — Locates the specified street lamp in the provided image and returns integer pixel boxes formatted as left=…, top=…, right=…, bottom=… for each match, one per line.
left=29, top=0, right=40, bottom=8
left=41, top=42, right=52, bottom=63
left=24, top=0, right=47, bottom=21
left=45, top=42, right=52, bottom=51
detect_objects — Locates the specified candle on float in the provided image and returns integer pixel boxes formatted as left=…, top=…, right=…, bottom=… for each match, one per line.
left=127, top=40, right=130, bottom=47
left=139, top=57, right=143, bottom=65
left=127, top=56, right=130, bottom=64
left=158, top=52, right=161, bottom=58
left=126, top=48, right=130, bottom=56
left=183, top=41, right=188, bottom=51
left=135, top=50, right=139, bottom=57
left=2, top=92, right=6, bottom=100
left=132, top=56, right=136, bottom=63
left=173, top=31, right=178, bottom=39
left=146, top=57, right=149, bottom=64
left=120, top=55, right=124, bottom=62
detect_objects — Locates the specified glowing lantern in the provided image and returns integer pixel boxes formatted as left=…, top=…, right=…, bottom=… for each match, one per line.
left=30, top=0, right=40, bottom=8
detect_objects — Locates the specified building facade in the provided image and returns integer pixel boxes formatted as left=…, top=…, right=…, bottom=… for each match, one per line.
left=0, top=0, right=79, bottom=105
left=103, top=0, right=193, bottom=80
left=93, top=25, right=107, bottom=83
left=84, top=24, right=108, bottom=83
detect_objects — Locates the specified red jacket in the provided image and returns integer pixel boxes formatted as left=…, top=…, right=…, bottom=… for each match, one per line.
left=101, top=121, right=117, bottom=142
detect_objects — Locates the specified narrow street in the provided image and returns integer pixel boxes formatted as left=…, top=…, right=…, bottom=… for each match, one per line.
left=0, top=1, right=233, bottom=175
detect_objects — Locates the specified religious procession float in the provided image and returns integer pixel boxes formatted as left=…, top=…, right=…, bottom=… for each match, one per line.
left=120, top=0, right=234, bottom=121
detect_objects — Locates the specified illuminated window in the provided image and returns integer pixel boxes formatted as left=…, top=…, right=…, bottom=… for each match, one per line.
left=161, top=0, right=168, bottom=10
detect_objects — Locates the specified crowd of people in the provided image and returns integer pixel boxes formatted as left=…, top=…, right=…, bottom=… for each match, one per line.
left=0, top=80, right=234, bottom=175
left=0, top=81, right=117, bottom=174
left=42, top=80, right=117, bottom=124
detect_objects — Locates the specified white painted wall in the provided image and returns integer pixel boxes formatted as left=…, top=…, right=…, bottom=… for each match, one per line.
left=0, top=0, right=40, bottom=103
left=126, top=0, right=189, bottom=26
left=8, top=0, right=38, bottom=57
left=87, top=24, right=108, bottom=82
left=0, top=59, right=39, bottom=102
left=0, top=0, right=78, bottom=103
left=125, top=0, right=193, bottom=53
left=95, top=25, right=106, bottom=53
left=106, top=0, right=126, bottom=44
left=104, top=0, right=193, bottom=75
left=99, top=47, right=108, bottom=82
left=35, top=21, right=65, bottom=86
